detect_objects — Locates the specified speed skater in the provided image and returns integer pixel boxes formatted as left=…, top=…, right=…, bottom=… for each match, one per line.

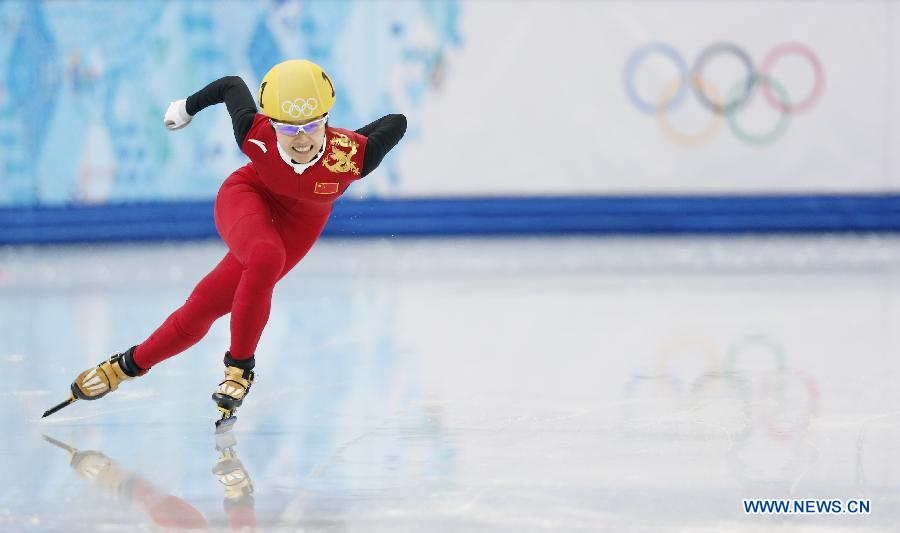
left=43, top=60, right=407, bottom=429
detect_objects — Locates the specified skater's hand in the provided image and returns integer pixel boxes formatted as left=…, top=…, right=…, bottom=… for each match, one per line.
left=164, top=99, right=192, bottom=130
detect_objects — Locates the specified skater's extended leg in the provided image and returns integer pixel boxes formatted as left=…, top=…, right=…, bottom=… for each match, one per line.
left=133, top=253, right=243, bottom=370
left=66, top=253, right=242, bottom=405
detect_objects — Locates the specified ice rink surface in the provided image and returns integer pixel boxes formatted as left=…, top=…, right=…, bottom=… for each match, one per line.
left=1, top=235, right=899, bottom=532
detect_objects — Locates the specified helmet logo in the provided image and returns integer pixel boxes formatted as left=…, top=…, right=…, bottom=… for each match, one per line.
left=281, top=98, right=319, bottom=118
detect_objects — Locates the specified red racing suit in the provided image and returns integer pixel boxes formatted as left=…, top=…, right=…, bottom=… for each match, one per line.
left=134, top=113, right=367, bottom=368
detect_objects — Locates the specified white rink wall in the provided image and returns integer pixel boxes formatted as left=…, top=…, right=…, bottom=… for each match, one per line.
left=400, top=1, right=897, bottom=196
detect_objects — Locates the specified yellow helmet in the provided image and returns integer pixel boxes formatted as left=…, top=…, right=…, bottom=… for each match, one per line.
left=258, top=60, right=336, bottom=122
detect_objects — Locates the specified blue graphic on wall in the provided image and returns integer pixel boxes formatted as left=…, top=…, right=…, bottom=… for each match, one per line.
left=0, top=0, right=462, bottom=206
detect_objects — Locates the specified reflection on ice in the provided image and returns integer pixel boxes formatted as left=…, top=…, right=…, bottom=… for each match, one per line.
left=213, top=430, right=256, bottom=531
left=42, top=434, right=210, bottom=530
left=42, top=428, right=384, bottom=531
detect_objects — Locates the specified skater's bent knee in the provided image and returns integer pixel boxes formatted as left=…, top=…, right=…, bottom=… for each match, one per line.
left=246, top=240, right=286, bottom=279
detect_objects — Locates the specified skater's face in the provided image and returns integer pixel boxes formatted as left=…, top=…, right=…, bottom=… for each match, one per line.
left=273, top=114, right=328, bottom=164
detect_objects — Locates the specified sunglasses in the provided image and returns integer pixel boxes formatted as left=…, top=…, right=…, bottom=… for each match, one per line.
left=270, top=115, right=328, bottom=136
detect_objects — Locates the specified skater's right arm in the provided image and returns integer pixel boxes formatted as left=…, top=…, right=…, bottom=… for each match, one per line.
left=166, top=76, right=258, bottom=146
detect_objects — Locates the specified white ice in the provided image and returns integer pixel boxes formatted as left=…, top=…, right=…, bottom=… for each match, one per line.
left=1, top=236, right=898, bottom=531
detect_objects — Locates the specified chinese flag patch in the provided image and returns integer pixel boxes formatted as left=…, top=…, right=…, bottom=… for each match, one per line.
left=314, top=182, right=339, bottom=194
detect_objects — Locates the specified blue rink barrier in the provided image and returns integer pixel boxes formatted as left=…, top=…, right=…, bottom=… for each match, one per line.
left=2, top=195, right=900, bottom=244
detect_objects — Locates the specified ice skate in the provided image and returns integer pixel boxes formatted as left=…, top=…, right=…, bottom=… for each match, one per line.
left=42, top=347, right=143, bottom=418
left=70, top=348, right=141, bottom=401
left=212, top=357, right=255, bottom=431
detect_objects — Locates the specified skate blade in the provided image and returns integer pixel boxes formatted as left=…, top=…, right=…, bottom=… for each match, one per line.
left=42, top=396, right=77, bottom=418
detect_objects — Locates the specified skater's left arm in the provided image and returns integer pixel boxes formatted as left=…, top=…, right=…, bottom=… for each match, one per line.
left=186, top=76, right=258, bottom=146
left=356, top=114, right=407, bottom=178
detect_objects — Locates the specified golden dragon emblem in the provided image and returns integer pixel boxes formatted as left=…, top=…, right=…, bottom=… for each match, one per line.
left=322, top=132, right=361, bottom=176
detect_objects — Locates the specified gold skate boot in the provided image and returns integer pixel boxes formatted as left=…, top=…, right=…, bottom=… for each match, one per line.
left=71, top=347, right=143, bottom=401
left=212, top=354, right=255, bottom=431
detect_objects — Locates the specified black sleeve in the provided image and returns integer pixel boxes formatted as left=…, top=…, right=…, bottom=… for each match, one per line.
left=185, top=76, right=258, bottom=147
left=356, top=114, right=407, bottom=178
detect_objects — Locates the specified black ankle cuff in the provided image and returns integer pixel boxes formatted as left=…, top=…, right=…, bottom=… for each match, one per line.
left=119, top=346, right=144, bottom=377
left=224, top=352, right=255, bottom=370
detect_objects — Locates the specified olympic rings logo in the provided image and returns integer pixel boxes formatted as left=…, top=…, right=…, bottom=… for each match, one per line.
left=281, top=97, right=319, bottom=119
left=624, top=42, right=826, bottom=147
